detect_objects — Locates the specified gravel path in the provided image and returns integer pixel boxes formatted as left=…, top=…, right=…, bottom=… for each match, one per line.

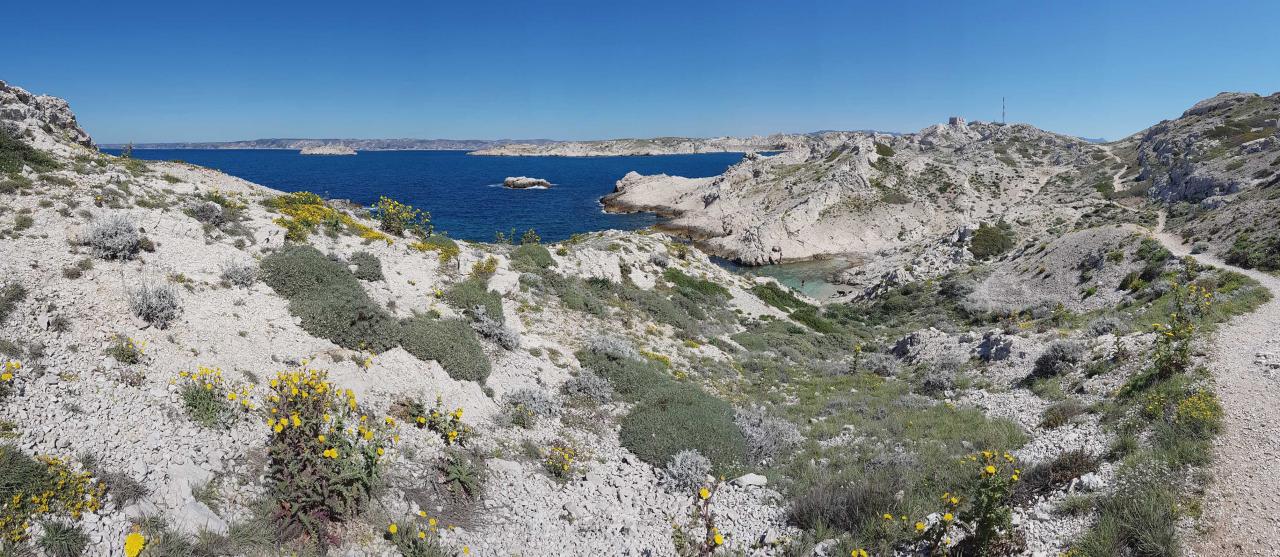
left=1152, top=214, right=1280, bottom=555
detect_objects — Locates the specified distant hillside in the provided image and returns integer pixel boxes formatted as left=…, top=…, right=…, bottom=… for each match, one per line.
left=99, top=138, right=557, bottom=151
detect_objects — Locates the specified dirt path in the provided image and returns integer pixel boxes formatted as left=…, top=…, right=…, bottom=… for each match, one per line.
left=1152, top=216, right=1280, bottom=555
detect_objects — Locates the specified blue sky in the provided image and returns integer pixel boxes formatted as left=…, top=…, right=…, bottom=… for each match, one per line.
left=7, top=0, right=1279, bottom=143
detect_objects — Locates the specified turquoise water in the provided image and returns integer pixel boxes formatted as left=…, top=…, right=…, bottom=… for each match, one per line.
left=712, top=256, right=861, bottom=300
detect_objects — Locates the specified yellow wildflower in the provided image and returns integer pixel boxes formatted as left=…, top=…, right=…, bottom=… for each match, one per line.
left=699, top=487, right=710, bottom=500
left=388, top=523, right=398, bottom=534
left=124, top=531, right=146, bottom=557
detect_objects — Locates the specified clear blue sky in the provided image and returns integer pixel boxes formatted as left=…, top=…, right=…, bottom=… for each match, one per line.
left=7, top=0, right=1278, bottom=144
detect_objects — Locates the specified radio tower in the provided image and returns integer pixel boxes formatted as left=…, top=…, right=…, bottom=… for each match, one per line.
left=1002, top=97, right=1006, bottom=124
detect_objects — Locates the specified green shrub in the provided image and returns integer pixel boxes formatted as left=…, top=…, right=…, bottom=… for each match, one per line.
left=349, top=251, right=384, bottom=281
left=662, top=268, right=729, bottom=300
left=1225, top=233, right=1280, bottom=271
left=874, top=142, right=895, bottom=158
left=970, top=222, right=1015, bottom=259
left=575, top=348, right=674, bottom=401
left=751, top=282, right=811, bottom=312
left=37, top=520, right=88, bottom=557
left=619, top=383, right=746, bottom=473
left=1072, top=476, right=1179, bottom=556
left=260, top=245, right=399, bottom=351
left=0, top=127, right=61, bottom=176
left=0, top=283, right=26, bottom=324
left=1039, top=399, right=1085, bottom=429
left=510, top=243, right=555, bottom=273
left=400, top=317, right=491, bottom=383
left=444, top=277, right=504, bottom=325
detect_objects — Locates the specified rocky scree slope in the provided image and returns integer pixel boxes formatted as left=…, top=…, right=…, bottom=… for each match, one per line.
left=601, top=119, right=1111, bottom=268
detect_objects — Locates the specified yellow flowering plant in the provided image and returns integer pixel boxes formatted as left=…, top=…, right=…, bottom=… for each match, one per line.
left=373, top=196, right=431, bottom=238
left=397, top=395, right=474, bottom=447
left=0, top=360, right=19, bottom=400
left=0, top=447, right=104, bottom=544
left=384, top=512, right=460, bottom=557
left=673, top=479, right=726, bottom=556
left=916, top=451, right=1019, bottom=555
left=266, top=191, right=391, bottom=244
left=174, top=366, right=254, bottom=428
left=264, top=367, right=393, bottom=546
left=543, top=440, right=578, bottom=481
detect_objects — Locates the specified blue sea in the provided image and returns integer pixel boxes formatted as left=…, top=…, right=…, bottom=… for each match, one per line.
left=103, top=149, right=746, bottom=243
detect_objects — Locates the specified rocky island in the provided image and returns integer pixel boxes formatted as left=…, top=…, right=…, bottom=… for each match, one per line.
left=299, top=144, right=357, bottom=155
left=502, top=176, right=552, bottom=189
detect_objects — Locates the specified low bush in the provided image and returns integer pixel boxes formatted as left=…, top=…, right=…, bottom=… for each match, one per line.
left=1224, top=232, right=1280, bottom=271
left=562, top=370, right=614, bottom=404
left=128, top=282, right=181, bottom=329
left=1012, top=449, right=1098, bottom=505
left=349, top=251, right=384, bottom=281
left=734, top=406, right=802, bottom=466
left=543, top=440, right=580, bottom=481
left=444, top=277, right=504, bottom=326
left=619, top=384, right=746, bottom=473
left=260, top=245, right=400, bottom=351
left=663, top=449, right=712, bottom=493
left=751, top=282, right=811, bottom=312
left=470, top=304, right=519, bottom=350
left=0, top=283, right=26, bottom=324
left=61, top=259, right=94, bottom=280
left=510, top=243, right=555, bottom=273
left=1030, top=340, right=1083, bottom=379
left=574, top=346, right=673, bottom=401
left=265, top=191, right=390, bottom=244
left=503, top=388, right=558, bottom=428
left=396, top=395, right=475, bottom=447
left=1039, top=399, right=1085, bottom=429
left=662, top=268, right=729, bottom=301
left=970, top=221, right=1015, bottom=259
left=219, top=258, right=258, bottom=288
left=265, top=368, right=390, bottom=546
left=1072, top=473, right=1178, bottom=556
left=104, top=335, right=145, bottom=364
left=85, top=215, right=141, bottom=260
left=400, top=316, right=491, bottom=383
left=36, top=520, right=88, bottom=557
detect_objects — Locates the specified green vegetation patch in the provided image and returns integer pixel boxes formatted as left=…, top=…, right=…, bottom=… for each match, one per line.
left=260, top=245, right=399, bottom=351
left=970, top=221, right=1015, bottom=259
left=0, top=128, right=61, bottom=176
left=400, top=316, right=491, bottom=383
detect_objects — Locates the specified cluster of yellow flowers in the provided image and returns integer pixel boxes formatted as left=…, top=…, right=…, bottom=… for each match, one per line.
left=265, top=367, right=395, bottom=463
left=267, top=191, right=391, bottom=244
left=412, top=395, right=473, bottom=446
left=0, top=361, right=19, bottom=398
left=0, top=450, right=104, bottom=543
left=1174, top=389, right=1223, bottom=429
left=385, top=511, right=467, bottom=554
left=544, top=441, right=578, bottom=479
left=410, top=239, right=461, bottom=263
left=176, top=366, right=255, bottom=409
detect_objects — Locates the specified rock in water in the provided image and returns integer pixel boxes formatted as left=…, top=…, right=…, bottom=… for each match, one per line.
left=299, top=145, right=357, bottom=155
left=503, top=176, right=552, bottom=189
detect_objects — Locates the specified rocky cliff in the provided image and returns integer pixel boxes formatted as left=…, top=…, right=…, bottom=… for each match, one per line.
left=0, top=80, right=93, bottom=149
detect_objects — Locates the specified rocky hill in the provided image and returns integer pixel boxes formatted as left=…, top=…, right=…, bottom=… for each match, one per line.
left=602, top=120, right=1119, bottom=272
left=102, top=138, right=557, bottom=151
left=469, top=135, right=795, bottom=156
left=0, top=80, right=1273, bottom=557
left=1112, top=92, right=1280, bottom=271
